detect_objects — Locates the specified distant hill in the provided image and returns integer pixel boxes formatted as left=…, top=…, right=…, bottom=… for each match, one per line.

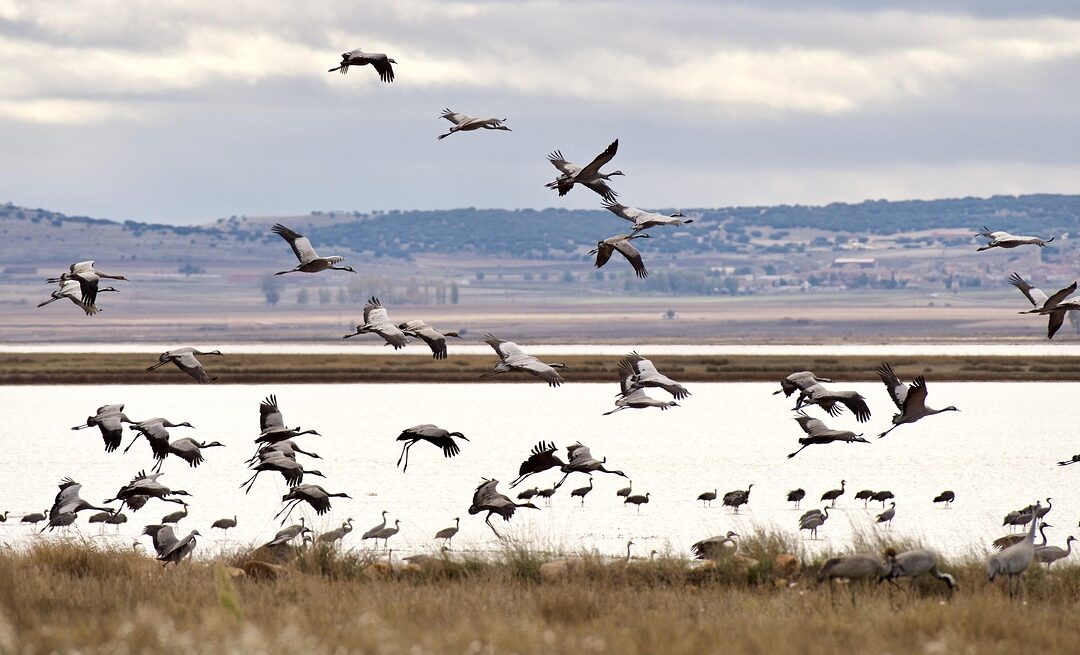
left=3, top=194, right=1078, bottom=265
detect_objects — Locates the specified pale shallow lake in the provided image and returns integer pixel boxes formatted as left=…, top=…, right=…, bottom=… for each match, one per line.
left=1, top=382, right=1077, bottom=561
left=4, top=343, right=1080, bottom=357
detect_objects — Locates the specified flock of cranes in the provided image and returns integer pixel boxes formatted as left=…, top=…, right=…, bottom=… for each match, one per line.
left=13, top=42, right=1076, bottom=596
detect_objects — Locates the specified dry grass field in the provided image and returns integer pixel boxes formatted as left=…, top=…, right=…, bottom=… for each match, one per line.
left=4, top=533, right=1080, bottom=655
left=4, top=352, right=1080, bottom=385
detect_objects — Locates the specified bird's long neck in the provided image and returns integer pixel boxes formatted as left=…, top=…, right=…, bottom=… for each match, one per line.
left=1025, top=513, right=1039, bottom=543
left=625, top=542, right=632, bottom=562
left=1039, top=523, right=1051, bottom=546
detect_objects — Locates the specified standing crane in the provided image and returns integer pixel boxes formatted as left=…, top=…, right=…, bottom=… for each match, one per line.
left=722, top=485, right=753, bottom=513
left=434, top=518, right=460, bottom=547
left=821, top=480, right=846, bottom=507
left=570, top=479, right=594, bottom=506
left=987, top=502, right=1042, bottom=597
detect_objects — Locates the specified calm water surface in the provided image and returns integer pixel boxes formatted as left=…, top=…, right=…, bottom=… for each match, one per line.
left=2, top=382, right=1077, bottom=559
left=5, top=343, right=1080, bottom=356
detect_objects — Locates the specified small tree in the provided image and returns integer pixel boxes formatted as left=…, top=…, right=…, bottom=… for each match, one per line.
left=318, top=288, right=331, bottom=305
left=297, top=289, right=310, bottom=305
left=262, top=278, right=281, bottom=306
left=450, top=282, right=459, bottom=305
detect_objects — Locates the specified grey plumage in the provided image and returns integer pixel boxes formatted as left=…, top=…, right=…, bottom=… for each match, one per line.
left=145, top=348, right=223, bottom=383
left=343, top=297, right=408, bottom=348
left=482, top=335, right=566, bottom=387
left=329, top=48, right=396, bottom=82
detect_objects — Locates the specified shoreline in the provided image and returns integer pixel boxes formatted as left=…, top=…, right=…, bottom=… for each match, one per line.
left=5, top=352, right=1080, bottom=384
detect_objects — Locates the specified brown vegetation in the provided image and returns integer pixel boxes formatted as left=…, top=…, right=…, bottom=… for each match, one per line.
left=5, top=352, right=1080, bottom=385
left=4, top=534, right=1080, bottom=654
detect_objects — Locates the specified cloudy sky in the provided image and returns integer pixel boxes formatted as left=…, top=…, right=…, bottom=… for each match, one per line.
left=3, top=0, right=1080, bottom=225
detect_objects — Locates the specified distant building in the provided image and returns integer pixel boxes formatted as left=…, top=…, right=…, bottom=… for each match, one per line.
left=831, top=258, right=876, bottom=269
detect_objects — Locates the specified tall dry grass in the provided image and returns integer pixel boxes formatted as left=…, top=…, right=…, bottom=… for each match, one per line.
left=4, top=534, right=1080, bottom=654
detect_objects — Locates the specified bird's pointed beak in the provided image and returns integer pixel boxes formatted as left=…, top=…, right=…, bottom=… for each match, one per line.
left=460, top=435, right=471, bottom=442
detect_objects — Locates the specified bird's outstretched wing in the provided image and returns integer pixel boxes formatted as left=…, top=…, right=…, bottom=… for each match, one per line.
left=613, top=239, right=647, bottom=278
left=546, top=150, right=576, bottom=176
left=578, top=139, right=619, bottom=179
left=1008, top=272, right=1046, bottom=308
left=272, top=224, right=319, bottom=264
left=364, top=297, right=388, bottom=326
left=902, top=376, right=929, bottom=413
left=440, top=109, right=470, bottom=125
left=876, top=362, right=908, bottom=411
left=260, top=395, right=285, bottom=433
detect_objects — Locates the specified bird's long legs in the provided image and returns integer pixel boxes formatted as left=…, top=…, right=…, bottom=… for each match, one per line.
left=484, top=513, right=502, bottom=539
left=240, top=471, right=261, bottom=494
left=122, top=433, right=142, bottom=453
left=788, top=445, right=811, bottom=459
left=144, top=359, right=172, bottom=372
left=878, top=423, right=902, bottom=439
left=397, top=440, right=416, bottom=471
left=275, top=499, right=303, bottom=525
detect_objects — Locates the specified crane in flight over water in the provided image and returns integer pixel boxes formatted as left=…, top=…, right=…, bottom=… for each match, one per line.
left=72, top=404, right=135, bottom=453
left=603, top=360, right=679, bottom=415
left=876, top=362, right=958, bottom=438
left=773, top=371, right=832, bottom=398
left=145, top=348, right=222, bottom=383
left=787, top=411, right=869, bottom=459
left=1008, top=272, right=1078, bottom=340
left=343, top=297, right=408, bottom=349
left=481, top=335, right=565, bottom=386
left=394, top=424, right=469, bottom=471
left=468, top=478, right=539, bottom=538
